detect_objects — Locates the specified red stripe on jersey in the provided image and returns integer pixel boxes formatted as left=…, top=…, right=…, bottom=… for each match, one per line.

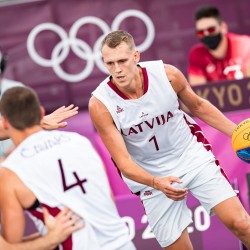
left=183, top=115, right=232, bottom=184
left=183, top=115, right=212, bottom=152
left=29, top=203, right=73, bottom=249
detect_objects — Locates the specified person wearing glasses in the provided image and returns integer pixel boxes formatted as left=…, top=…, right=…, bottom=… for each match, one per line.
left=188, top=5, right=250, bottom=86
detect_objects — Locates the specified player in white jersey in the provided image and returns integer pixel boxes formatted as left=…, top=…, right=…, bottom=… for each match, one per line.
left=89, top=30, right=250, bottom=249
left=0, top=86, right=136, bottom=250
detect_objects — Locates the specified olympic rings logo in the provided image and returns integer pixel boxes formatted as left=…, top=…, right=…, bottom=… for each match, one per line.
left=243, top=132, right=250, bottom=141
left=27, top=9, right=155, bottom=82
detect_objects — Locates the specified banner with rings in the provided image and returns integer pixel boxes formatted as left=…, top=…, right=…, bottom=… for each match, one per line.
left=0, top=1, right=249, bottom=250
left=27, top=9, right=155, bottom=82
left=0, top=0, right=203, bottom=111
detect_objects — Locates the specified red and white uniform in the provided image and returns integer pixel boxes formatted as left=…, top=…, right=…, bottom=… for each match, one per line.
left=2, top=130, right=132, bottom=250
left=188, top=33, right=250, bottom=82
left=93, top=60, right=216, bottom=193
left=92, top=60, right=236, bottom=247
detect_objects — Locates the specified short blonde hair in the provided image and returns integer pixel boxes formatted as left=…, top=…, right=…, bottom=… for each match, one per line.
left=101, top=30, right=136, bottom=51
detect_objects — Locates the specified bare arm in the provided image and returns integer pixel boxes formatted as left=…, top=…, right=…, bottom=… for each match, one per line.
left=1, top=207, right=83, bottom=250
left=89, top=96, right=188, bottom=200
left=89, top=97, right=154, bottom=186
left=165, top=64, right=237, bottom=137
left=0, top=174, right=25, bottom=243
left=41, top=104, right=79, bottom=130
left=0, top=104, right=79, bottom=142
left=188, top=74, right=207, bottom=86
left=0, top=168, right=83, bottom=250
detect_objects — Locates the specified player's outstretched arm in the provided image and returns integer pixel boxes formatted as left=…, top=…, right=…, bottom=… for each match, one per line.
left=164, top=64, right=237, bottom=137
left=0, top=104, right=79, bottom=141
left=41, top=104, right=79, bottom=130
left=0, top=207, right=83, bottom=250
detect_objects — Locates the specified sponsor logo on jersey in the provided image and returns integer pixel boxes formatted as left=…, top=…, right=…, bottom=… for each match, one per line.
left=116, top=105, right=124, bottom=114
left=144, top=190, right=153, bottom=196
left=139, top=112, right=148, bottom=118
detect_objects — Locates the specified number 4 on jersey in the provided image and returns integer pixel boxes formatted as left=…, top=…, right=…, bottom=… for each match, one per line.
left=58, top=159, right=87, bottom=194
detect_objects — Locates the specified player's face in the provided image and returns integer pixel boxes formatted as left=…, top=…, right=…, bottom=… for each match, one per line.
left=102, top=42, right=140, bottom=87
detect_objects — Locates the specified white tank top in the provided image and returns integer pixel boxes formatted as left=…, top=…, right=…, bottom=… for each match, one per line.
left=2, top=130, right=131, bottom=250
left=92, top=60, right=216, bottom=193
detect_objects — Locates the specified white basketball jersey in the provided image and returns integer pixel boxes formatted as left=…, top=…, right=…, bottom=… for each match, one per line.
left=2, top=130, right=131, bottom=250
left=92, top=60, right=216, bottom=193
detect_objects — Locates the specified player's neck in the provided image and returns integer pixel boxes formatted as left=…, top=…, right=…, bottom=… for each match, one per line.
left=11, top=125, right=43, bottom=147
left=112, top=66, right=144, bottom=99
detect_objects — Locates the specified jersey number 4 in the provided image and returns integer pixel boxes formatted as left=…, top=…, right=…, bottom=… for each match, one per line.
left=58, top=159, right=87, bottom=194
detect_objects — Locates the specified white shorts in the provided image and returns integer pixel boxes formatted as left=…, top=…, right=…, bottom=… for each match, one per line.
left=140, top=162, right=236, bottom=247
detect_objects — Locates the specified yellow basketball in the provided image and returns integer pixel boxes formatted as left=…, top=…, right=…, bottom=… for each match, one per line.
left=232, top=118, right=250, bottom=163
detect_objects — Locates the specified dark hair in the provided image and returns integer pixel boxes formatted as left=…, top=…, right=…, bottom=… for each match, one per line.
left=194, top=5, right=222, bottom=22
left=0, top=86, right=42, bottom=130
left=101, top=30, right=136, bottom=51
left=0, top=47, right=7, bottom=75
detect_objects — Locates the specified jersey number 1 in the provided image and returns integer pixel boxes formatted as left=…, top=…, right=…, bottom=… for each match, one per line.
left=149, top=135, right=159, bottom=151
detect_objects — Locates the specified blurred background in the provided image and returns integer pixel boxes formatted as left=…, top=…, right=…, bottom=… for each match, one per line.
left=0, top=0, right=249, bottom=249
left=0, top=0, right=249, bottom=112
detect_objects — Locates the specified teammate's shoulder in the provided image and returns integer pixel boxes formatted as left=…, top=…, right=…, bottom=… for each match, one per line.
left=2, top=78, right=24, bottom=91
left=0, top=167, right=17, bottom=187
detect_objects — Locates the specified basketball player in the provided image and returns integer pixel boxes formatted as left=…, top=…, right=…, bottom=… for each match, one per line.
left=0, top=87, right=135, bottom=250
left=89, top=30, right=250, bottom=249
left=0, top=207, right=83, bottom=250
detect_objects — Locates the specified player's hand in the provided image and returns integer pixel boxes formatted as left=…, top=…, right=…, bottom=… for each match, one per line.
left=153, top=176, right=188, bottom=201
left=43, top=207, right=84, bottom=245
left=41, top=104, right=79, bottom=130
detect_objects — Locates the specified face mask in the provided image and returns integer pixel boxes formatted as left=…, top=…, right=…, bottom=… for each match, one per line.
left=200, top=33, right=222, bottom=50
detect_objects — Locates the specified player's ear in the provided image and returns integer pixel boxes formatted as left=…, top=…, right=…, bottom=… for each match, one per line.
left=134, top=50, right=140, bottom=63
left=1, top=116, right=8, bottom=130
left=40, top=106, right=45, bottom=120
left=221, top=21, right=228, bottom=34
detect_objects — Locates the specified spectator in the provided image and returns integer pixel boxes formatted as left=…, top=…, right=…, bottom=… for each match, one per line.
left=188, top=5, right=250, bottom=86
left=0, top=47, right=78, bottom=159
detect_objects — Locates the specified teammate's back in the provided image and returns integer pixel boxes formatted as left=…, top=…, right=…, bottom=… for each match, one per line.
left=2, top=129, right=132, bottom=249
